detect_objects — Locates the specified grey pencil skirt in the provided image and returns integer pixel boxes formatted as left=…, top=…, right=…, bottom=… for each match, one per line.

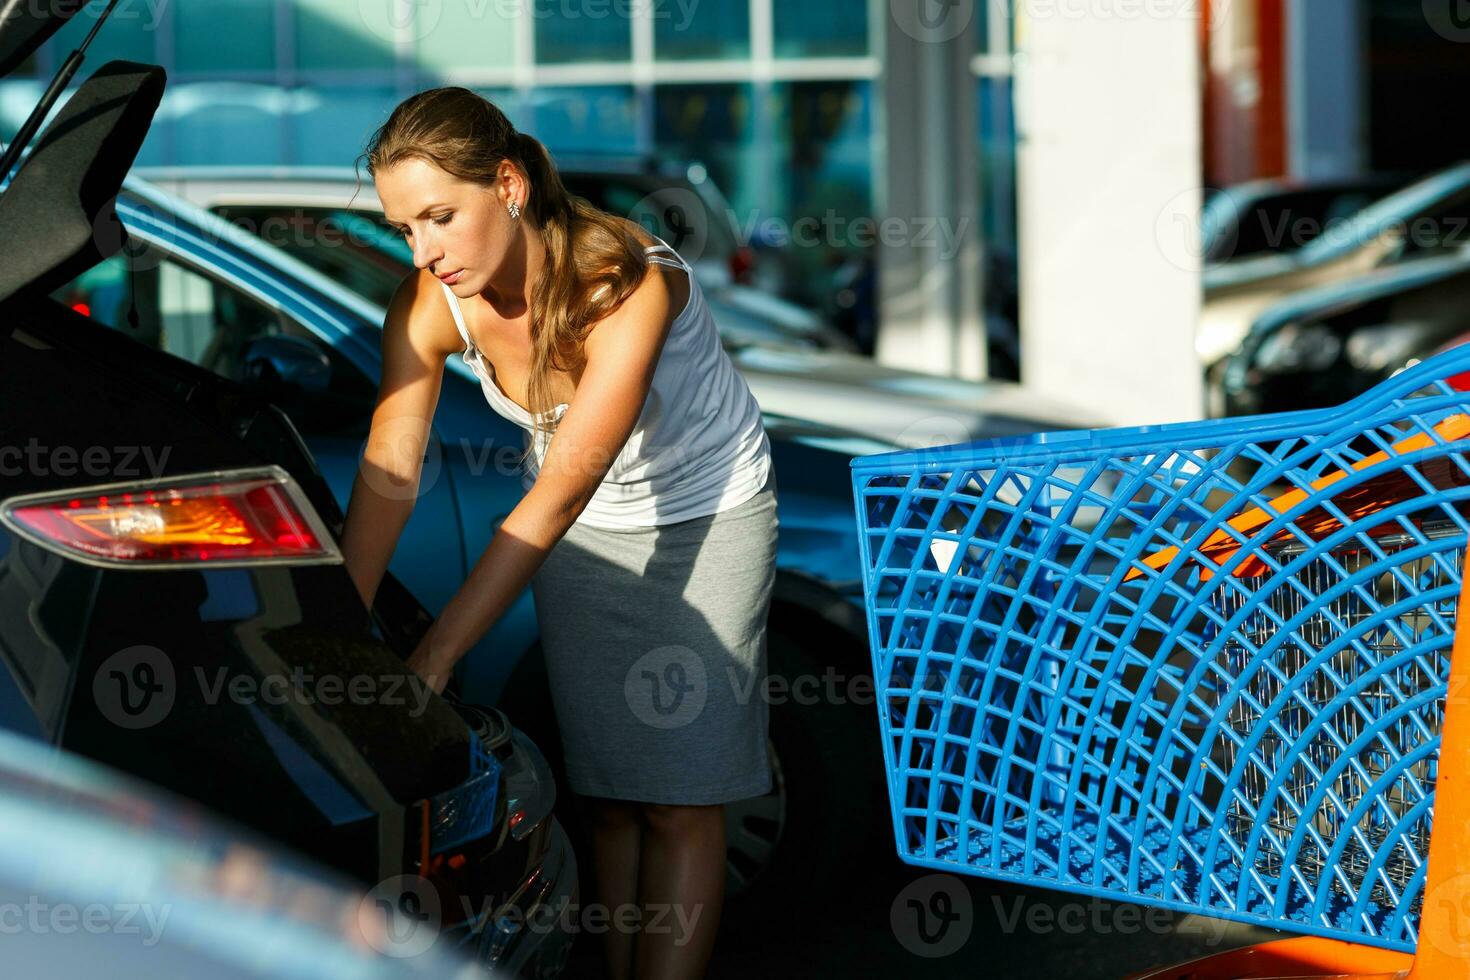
left=529, top=468, right=779, bottom=806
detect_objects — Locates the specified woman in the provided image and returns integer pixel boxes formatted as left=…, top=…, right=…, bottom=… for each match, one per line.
left=339, top=86, right=777, bottom=980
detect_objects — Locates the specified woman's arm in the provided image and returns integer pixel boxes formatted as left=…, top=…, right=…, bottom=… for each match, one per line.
left=405, top=267, right=677, bottom=691
left=340, top=272, right=456, bottom=610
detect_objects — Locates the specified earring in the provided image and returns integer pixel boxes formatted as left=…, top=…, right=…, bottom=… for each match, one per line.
left=507, top=201, right=521, bottom=220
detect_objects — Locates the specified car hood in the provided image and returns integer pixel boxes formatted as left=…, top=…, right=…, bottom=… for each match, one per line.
left=729, top=345, right=1099, bottom=447
left=1247, top=249, right=1470, bottom=339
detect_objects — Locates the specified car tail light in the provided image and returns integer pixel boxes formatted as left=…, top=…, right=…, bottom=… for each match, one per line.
left=0, top=466, right=341, bottom=568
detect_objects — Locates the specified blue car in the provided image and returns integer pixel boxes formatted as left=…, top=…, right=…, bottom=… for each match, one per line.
left=50, top=174, right=899, bottom=897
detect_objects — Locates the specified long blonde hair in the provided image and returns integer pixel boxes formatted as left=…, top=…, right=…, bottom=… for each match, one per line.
left=355, top=86, right=650, bottom=446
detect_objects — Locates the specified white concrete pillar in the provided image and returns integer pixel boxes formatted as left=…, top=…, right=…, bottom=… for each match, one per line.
left=875, top=0, right=986, bottom=380
left=1013, top=2, right=1204, bottom=425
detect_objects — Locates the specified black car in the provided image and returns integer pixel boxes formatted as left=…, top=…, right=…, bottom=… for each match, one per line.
left=1220, top=249, right=1470, bottom=417
left=0, top=11, right=572, bottom=976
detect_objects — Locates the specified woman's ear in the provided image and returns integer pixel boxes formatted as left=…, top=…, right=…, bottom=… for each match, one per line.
left=497, top=158, right=526, bottom=213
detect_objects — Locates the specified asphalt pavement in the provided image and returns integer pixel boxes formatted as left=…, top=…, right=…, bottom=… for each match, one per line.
left=561, top=845, right=1274, bottom=978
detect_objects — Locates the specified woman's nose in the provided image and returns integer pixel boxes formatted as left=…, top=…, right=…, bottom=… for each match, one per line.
left=412, top=237, right=441, bottom=271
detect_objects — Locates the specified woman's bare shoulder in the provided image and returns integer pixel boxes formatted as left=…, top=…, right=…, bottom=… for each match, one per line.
left=384, top=268, right=464, bottom=359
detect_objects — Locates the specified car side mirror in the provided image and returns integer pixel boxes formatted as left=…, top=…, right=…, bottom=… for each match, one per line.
left=242, top=335, right=332, bottom=394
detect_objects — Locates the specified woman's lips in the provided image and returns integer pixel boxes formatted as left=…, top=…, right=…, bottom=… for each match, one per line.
left=438, top=270, right=464, bottom=284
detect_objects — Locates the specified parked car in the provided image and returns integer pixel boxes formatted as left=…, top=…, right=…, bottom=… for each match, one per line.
left=133, top=162, right=856, bottom=355
left=0, top=728, right=487, bottom=978
left=130, top=165, right=1099, bottom=446
left=1218, top=247, right=1470, bottom=416
left=0, top=27, right=573, bottom=979
left=27, top=165, right=921, bottom=900
left=1199, top=173, right=1410, bottom=267
left=1199, top=161, right=1470, bottom=381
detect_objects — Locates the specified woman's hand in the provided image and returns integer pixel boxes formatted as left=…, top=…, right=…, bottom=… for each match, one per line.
left=405, top=640, right=454, bottom=694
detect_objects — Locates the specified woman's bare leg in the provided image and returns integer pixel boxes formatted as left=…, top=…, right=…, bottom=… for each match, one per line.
left=633, top=802, right=725, bottom=980
left=587, top=797, right=644, bottom=980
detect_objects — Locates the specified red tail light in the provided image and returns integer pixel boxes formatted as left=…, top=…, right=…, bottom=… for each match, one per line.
left=0, top=466, right=341, bottom=568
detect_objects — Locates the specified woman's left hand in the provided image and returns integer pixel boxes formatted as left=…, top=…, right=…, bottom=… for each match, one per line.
left=405, top=639, right=454, bottom=694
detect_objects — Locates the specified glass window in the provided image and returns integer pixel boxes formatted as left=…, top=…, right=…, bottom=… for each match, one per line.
left=416, top=0, right=517, bottom=72
left=477, top=88, right=532, bottom=132
left=653, top=84, right=755, bottom=216
left=528, top=86, right=639, bottom=153
left=976, top=74, right=1019, bottom=379
left=177, top=1, right=275, bottom=73
left=49, top=254, right=281, bottom=380
left=295, top=0, right=396, bottom=71
left=654, top=0, right=749, bottom=60
left=559, top=170, right=737, bottom=264
left=48, top=0, right=156, bottom=66
left=212, top=205, right=409, bottom=309
left=291, top=86, right=398, bottom=166
left=51, top=250, right=377, bottom=432
left=766, top=81, right=874, bottom=308
left=977, top=0, right=1014, bottom=55
left=773, top=5, right=867, bottom=58
left=172, top=86, right=286, bottom=164
left=534, top=0, right=631, bottom=63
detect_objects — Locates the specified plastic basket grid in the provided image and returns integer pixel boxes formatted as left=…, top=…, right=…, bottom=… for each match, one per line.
left=850, top=350, right=1470, bottom=952
left=427, top=729, right=501, bottom=855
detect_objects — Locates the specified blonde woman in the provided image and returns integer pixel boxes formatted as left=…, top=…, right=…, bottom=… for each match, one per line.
left=340, top=87, right=778, bottom=979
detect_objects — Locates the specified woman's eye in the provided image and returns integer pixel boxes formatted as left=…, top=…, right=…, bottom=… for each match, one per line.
left=433, top=213, right=453, bottom=226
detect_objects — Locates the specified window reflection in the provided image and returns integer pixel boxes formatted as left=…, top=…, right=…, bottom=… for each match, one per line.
left=654, top=0, right=750, bottom=60
left=534, top=0, right=632, bottom=63
left=773, top=5, right=867, bottom=58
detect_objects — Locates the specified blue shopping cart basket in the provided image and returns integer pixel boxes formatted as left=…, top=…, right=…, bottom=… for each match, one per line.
left=850, top=346, right=1470, bottom=967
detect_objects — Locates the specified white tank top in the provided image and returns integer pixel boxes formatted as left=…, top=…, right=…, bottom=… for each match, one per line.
left=440, top=236, right=773, bottom=529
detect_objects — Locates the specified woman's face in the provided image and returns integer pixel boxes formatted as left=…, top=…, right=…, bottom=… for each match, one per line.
left=375, top=156, right=522, bottom=296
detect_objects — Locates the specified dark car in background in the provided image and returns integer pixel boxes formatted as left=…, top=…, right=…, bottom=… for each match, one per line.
left=129, top=165, right=1097, bottom=448
left=1200, top=172, right=1411, bottom=267
left=1220, top=246, right=1470, bottom=416
left=1198, top=161, right=1470, bottom=382
left=0, top=15, right=573, bottom=978
left=134, top=161, right=858, bottom=354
